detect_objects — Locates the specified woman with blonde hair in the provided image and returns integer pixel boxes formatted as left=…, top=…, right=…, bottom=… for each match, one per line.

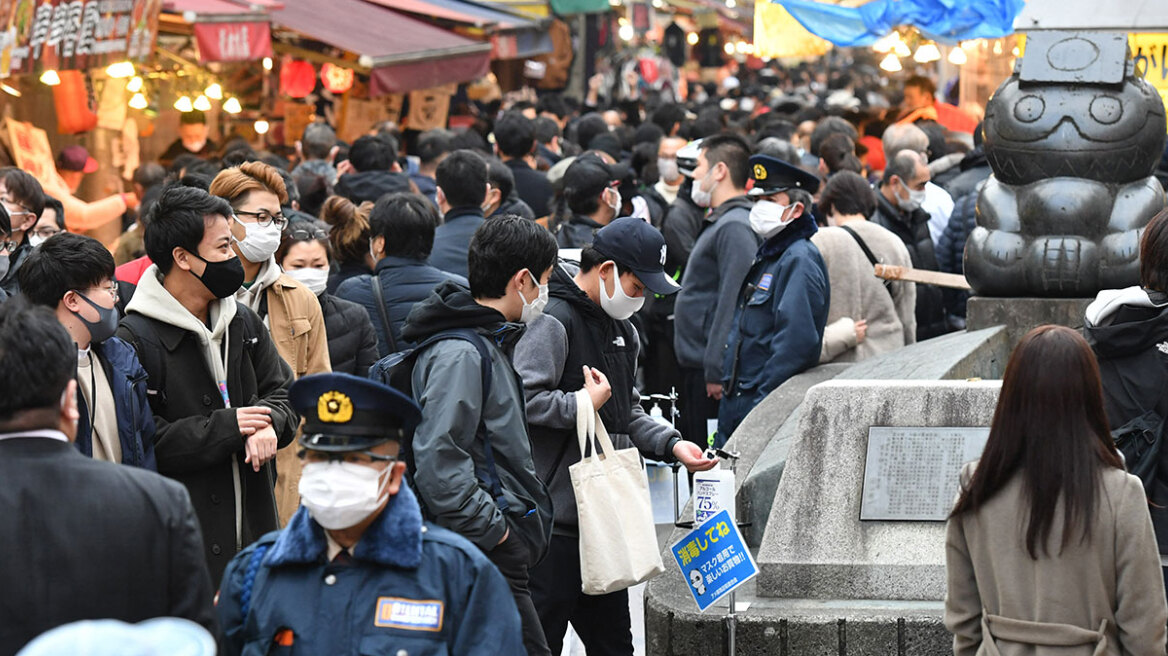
left=946, top=325, right=1167, bottom=655
left=319, top=195, right=374, bottom=294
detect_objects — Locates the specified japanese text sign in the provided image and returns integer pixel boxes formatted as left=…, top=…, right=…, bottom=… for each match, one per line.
left=671, top=509, right=757, bottom=612
left=1, top=0, right=161, bottom=77
left=193, top=21, right=271, bottom=63
left=1131, top=33, right=1168, bottom=128
left=6, top=118, right=57, bottom=183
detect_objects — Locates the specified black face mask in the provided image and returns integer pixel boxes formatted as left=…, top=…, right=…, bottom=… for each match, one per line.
left=191, top=252, right=245, bottom=299
left=71, top=291, right=119, bottom=344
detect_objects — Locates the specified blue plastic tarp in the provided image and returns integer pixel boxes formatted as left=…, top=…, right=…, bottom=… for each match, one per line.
left=774, top=0, right=1025, bottom=47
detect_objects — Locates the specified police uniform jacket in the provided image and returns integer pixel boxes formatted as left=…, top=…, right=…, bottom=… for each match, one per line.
left=217, top=482, right=524, bottom=656
left=723, top=212, right=829, bottom=404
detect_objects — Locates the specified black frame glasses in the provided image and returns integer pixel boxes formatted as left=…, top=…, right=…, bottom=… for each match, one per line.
left=235, top=209, right=288, bottom=230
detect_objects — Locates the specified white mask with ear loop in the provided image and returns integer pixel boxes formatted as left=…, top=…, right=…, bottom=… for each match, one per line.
left=299, top=461, right=392, bottom=530
left=689, top=165, right=716, bottom=208
left=519, top=269, right=548, bottom=323
left=599, top=262, right=644, bottom=320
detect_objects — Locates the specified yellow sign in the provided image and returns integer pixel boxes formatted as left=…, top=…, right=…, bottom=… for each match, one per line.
left=1131, top=34, right=1168, bottom=126
left=318, top=391, right=354, bottom=424
left=753, top=3, right=831, bottom=60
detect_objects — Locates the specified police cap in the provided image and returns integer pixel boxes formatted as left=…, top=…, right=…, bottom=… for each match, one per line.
left=747, top=154, right=820, bottom=196
left=289, top=373, right=421, bottom=452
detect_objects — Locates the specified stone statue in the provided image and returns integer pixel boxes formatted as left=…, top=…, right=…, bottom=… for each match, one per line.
left=964, top=31, right=1167, bottom=297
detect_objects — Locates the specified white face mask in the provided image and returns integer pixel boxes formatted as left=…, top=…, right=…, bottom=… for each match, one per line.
left=299, top=461, right=391, bottom=530
left=183, top=139, right=207, bottom=153
left=657, top=157, right=680, bottom=183
left=897, top=181, right=926, bottom=212
left=599, top=263, right=644, bottom=321
left=28, top=234, right=46, bottom=248
left=749, top=200, right=797, bottom=239
left=237, top=219, right=282, bottom=263
left=284, top=267, right=328, bottom=295
left=604, top=186, right=620, bottom=213
left=519, top=269, right=548, bottom=324
left=690, top=168, right=714, bottom=208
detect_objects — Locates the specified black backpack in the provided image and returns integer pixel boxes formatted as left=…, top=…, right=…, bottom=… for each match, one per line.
left=368, top=328, right=513, bottom=517
left=1113, top=409, right=1166, bottom=494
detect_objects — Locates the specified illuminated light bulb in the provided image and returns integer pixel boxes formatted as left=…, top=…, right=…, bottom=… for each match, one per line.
left=262, top=57, right=273, bottom=71
left=725, top=0, right=735, bottom=7
left=687, top=32, right=699, bottom=46
left=174, top=95, right=194, bottom=112
left=193, top=94, right=212, bottom=112
left=723, top=42, right=735, bottom=56
left=128, top=92, right=148, bottom=109
left=1012, top=46, right=1021, bottom=57
left=914, top=43, right=941, bottom=63
left=893, top=39, right=911, bottom=58
left=735, top=41, right=749, bottom=54
left=651, top=0, right=663, bottom=6
left=993, top=41, right=1003, bottom=55
left=254, top=119, right=270, bottom=135
left=880, top=53, right=903, bottom=72
left=126, top=76, right=143, bottom=93
left=618, top=23, right=634, bottom=41
left=40, top=70, right=61, bottom=86
left=1, top=83, right=20, bottom=97
left=205, top=82, right=223, bottom=99
left=222, top=97, right=242, bottom=114
left=948, top=47, right=967, bottom=65
left=872, top=33, right=898, bottom=54
left=105, top=61, right=135, bottom=78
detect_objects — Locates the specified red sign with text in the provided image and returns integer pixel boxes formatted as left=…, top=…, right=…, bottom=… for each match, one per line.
left=1, top=0, right=161, bottom=76
left=193, top=21, right=271, bottom=63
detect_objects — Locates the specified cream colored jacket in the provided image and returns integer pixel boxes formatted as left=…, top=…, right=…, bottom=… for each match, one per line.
left=945, top=463, right=1167, bottom=656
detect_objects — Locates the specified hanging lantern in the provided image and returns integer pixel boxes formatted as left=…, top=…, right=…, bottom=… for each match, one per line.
left=53, top=70, right=98, bottom=134
left=320, top=63, right=354, bottom=94
left=281, top=59, right=316, bottom=98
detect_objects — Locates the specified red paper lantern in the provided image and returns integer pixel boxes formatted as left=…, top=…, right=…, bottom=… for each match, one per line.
left=280, top=59, right=316, bottom=98
left=320, top=63, right=354, bottom=95
left=53, top=70, right=98, bottom=135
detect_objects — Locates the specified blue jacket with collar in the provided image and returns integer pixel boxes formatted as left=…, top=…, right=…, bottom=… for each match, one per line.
left=216, top=482, right=522, bottom=656
left=723, top=213, right=829, bottom=402
left=429, top=207, right=485, bottom=279
left=336, top=257, right=467, bottom=357
left=75, top=336, right=157, bottom=470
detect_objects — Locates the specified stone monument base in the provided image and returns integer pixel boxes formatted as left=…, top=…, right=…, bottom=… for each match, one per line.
left=966, top=296, right=1092, bottom=350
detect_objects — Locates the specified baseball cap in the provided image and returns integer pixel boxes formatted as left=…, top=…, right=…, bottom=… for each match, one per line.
left=592, top=217, right=681, bottom=296
left=57, top=146, right=98, bottom=174
left=563, top=153, right=629, bottom=201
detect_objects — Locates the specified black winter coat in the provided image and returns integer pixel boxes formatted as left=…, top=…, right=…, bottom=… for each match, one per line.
left=871, top=192, right=949, bottom=340
left=936, top=188, right=980, bottom=322
left=117, top=304, right=298, bottom=585
left=320, top=293, right=380, bottom=376
left=0, top=438, right=214, bottom=654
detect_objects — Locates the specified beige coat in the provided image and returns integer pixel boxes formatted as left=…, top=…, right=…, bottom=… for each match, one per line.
left=945, top=463, right=1167, bottom=656
left=810, top=221, right=915, bottom=363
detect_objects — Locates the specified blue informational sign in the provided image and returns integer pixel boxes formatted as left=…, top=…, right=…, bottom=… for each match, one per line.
left=670, top=509, right=758, bottom=612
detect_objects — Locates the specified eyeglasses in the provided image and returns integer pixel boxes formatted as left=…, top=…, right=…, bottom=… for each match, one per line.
left=285, top=228, right=328, bottom=241
left=297, top=448, right=396, bottom=466
left=75, top=283, right=119, bottom=302
left=234, top=209, right=288, bottom=230
left=32, top=226, right=62, bottom=239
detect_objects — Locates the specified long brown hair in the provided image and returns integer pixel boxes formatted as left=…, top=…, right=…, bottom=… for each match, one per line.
left=950, top=325, right=1123, bottom=559
left=319, top=196, right=372, bottom=267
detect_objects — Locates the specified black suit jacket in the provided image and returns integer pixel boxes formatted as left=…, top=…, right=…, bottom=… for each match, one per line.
left=0, top=436, right=215, bottom=655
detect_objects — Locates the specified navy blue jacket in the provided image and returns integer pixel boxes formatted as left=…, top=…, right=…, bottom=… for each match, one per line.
left=76, top=336, right=157, bottom=470
left=216, top=483, right=523, bottom=656
left=336, top=256, right=467, bottom=357
left=429, top=207, right=485, bottom=279
left=936, top=188, right=979, bottom=322
left=723, top=214, right=829, bottom=403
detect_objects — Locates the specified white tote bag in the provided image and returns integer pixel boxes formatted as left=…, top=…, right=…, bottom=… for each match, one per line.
left=570, top=390, right=665, bottom=595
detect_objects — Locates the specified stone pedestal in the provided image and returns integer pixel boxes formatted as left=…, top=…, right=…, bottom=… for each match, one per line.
left=966, top=296, right=1092, bottom=351
left=757, top=380, right=1002, bottom=601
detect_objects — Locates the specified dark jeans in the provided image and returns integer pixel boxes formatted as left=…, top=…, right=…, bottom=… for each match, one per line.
left=487, top=534, right=552, bottom=656
left=716, top=388, right=758, bottom=448
left=529, top=534, right=633, bottom=656
left=680, top=367, right=719, bottom=449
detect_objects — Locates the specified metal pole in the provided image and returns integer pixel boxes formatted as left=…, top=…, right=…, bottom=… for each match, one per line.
left=726, top=590, right=737, bottom=656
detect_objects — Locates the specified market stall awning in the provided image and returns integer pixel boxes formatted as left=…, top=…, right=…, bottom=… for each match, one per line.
left=367, top=0, right=553, bottom=59
left=162, top=0, right=274, bottom=62
left=269, top=0, right=491, bottom=96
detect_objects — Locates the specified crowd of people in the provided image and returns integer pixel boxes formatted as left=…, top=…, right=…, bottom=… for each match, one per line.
left=2, top=55, right=1168, bottom=655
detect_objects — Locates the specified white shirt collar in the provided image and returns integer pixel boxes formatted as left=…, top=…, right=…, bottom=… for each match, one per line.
left=0, top=429, right=69, bottom=443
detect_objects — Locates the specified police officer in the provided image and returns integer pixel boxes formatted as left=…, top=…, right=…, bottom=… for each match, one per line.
left=719, top=155, right=830, bottom=441
left=216, top=372, right=523, bottom=656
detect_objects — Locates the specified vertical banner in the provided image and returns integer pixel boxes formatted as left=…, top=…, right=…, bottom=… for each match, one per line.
left=1, top=0, right=161, bottom=77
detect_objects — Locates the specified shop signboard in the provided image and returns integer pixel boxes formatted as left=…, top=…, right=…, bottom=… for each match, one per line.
left=0, top=0, right=161, bottom=77
left=5, top=117, right=57, bottom=183
left=193, top=21, right=271, bottom=64
left=1131, top=33, right=1168, bottom=120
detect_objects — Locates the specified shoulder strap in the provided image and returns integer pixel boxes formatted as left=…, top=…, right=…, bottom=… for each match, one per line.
left=840, top=225, right=894, bottom=294
left=239, top=543, right=271, bottom=620
left=416, top=329, right=510, bottom=514
left=370, top=275, right=398, bottom=354
left=118, top=314, right=167, bottom=404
